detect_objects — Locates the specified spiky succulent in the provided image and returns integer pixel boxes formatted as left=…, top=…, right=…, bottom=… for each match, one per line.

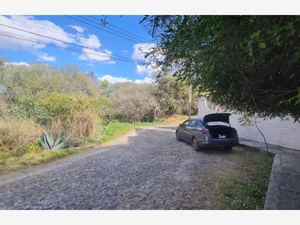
left=40, top=132, right=68, bottom=151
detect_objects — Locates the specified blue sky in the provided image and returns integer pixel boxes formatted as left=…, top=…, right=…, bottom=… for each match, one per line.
left=0, top=15, right=158, bottom=83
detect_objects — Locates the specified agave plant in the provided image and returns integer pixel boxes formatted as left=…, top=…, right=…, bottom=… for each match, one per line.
left=40, top=132, right=68, bottom=151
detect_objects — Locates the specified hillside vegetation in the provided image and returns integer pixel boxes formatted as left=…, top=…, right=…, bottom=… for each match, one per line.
left=0, top=61, right=197, bottom=161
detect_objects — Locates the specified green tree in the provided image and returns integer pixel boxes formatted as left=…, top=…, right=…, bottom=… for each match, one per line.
left=109, top=82, right=158, bottom=122
left=142, top=16, right=300, bottom=120
left=155, top=75, right=198, bottom=116
left=0, top=63, right=105, bottom=102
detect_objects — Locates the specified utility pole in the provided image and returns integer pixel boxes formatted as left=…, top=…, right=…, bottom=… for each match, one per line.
left=188, top=84, right=192, bottom=119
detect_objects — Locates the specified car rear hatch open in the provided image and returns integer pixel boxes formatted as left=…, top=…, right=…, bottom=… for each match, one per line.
left=203, top=113, right=234, bottom=139
left=203, top=113, right=231, bottom=124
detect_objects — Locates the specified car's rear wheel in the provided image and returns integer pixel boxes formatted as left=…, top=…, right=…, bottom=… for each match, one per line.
left=176, top=131, right=182, bottom=141
left=192, top=137, right=200, bottom=151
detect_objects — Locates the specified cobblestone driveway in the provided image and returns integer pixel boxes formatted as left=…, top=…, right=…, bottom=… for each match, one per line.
left=0, top=126, right=244, bottom=209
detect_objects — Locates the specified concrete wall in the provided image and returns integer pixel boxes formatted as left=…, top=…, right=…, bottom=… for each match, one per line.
left=198, top=97, right=300, bottom=150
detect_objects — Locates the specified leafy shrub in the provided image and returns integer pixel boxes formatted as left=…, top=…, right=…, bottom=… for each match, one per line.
left=38, top=93, right=106, bottom=145
left=155, top=75, right=198, bottom=116
left=26, top=143, right=41, bottom=153
left=5, top=97, right=51, bottom=122
left=0, top=117, right=42, bottom=152
left=110, top=83, right=158, bottom=122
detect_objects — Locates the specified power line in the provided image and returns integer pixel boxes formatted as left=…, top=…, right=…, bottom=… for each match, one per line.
left=0, top=22, right=134, bottom=62
left=72, top=15, right=145, bottom=43
left=85, top=15, right=151, bottom=43
left=0, top=32, right=134, bottom=63
left=0, top=23, right=141, bottom=63
left=82, top=15, right=147, bottom=42
left=66, top=16, right=143, bottom=43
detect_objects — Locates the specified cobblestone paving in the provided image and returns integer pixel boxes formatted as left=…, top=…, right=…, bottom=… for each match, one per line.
left=0, top=126, right=243, bottom=209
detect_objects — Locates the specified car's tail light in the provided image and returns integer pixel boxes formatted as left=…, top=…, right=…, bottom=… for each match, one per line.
left=201, top=129, right=209, bottom=135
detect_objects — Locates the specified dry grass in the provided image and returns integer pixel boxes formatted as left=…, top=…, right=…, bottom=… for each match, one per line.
left=0, top=118, right=42, bottom=153
left=0, top=118, right=175, bottom=174
left=163, top=114, right=198, bottom=124
left=49, top=111, right=98, bottom=146
left=0, top=115, right=190, bottom=175
left=38, top=93, right=103, bottom=146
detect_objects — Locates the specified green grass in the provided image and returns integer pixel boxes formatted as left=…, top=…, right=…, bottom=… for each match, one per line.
left=99, top=120, right=163, bottom=143
left=0, top=119, right=168, bottom=174
left=221, top=148, right=274, bottom=209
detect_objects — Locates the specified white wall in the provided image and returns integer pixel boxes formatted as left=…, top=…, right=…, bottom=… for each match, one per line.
left=198, top=97, right=300, bottom=150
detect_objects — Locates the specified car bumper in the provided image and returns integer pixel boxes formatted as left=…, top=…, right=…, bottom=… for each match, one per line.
left=198, top=137, right=239, bottom=148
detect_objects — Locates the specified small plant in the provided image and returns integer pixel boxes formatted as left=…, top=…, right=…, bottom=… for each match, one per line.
left=40, top=132, right=68, bottom=151
left=26, top=143, right=41, bottom=153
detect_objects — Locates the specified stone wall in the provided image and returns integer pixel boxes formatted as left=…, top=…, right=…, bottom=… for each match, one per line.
left=198, top=97, right=300, bottom=150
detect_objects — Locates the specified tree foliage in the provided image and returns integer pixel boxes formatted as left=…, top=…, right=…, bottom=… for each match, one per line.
left=142, top=16, right=300, bottom=120
left=154, top=75, right=198, bottom=116
left=109, top=77, right=198, bottom=122
left=109, top=82, right=158, bottom=122
left=0, top=63, right=104, bottom=102
left=0, top=62, right=110, bottom=146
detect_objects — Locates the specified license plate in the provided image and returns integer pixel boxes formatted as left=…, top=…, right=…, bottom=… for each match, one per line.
left=219, top=135, right=226, bottom=139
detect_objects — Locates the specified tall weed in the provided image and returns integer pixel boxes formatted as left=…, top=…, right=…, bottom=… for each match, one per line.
left=0, top=117, right=42, bottom=152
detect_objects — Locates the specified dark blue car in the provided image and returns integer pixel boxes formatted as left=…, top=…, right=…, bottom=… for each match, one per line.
left=175, top=113, right=239, bottom=151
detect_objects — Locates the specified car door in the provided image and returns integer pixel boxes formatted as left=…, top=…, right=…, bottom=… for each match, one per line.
left=178, top=119, right=191, bottom=141
left=185, top=119, right=198, bottom=143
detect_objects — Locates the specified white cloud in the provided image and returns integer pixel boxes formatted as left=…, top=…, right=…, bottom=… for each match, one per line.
left=136, top=64, right=159, bottom=75
left=70, top=25, right=84, bottom=33
left=104, top=60, right=116, bottom=64
left=134, top=77, right=154, bottom=84
left=37, top=53, right=56, bottom=62
left=98, top=74, right=131, bottom=84
left=132, top=43, right=164, bottom=76
left=0, top=16, right=114, bottom=64
left=78, top=34, right=101, bottom=49
left=79, top=48, right=115, bottom=63
left=4, top=61, right=30, bottom=66
left=77, top=35, right=114, bottom=63
left=98, top=74, right=154, bottom=84
left=132, top=43, right=156, bottom=62
left=0, top=16, right=75, bottom=50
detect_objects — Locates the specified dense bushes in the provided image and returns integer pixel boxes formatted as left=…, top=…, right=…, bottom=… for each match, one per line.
left=109, top=83, right=158, bottom=122
left=0, top=64, right=103, bottom=101
left=38, top=93, right=106, bottom=145
left=0, top=61, right=199, bottom=153
left=0, top=63, right=110, bottom=150
left=1, top=93, right=107, bottom=147
left=154, top=75, right=198, bottom=116
left=0, top=117, right=42, bottom=152
left=107, top=76, right=198, bottom=122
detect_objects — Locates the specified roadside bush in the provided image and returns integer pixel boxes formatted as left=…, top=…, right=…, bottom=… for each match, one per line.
left=0, top=117, right=42, bottom=152
left=110, top=83, right=158, bottom=122
left=38, top=93, right=106, bottom=146
left=4, top=97, right=50, bottom=122
left=155, top=75, right=198, bottom=116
